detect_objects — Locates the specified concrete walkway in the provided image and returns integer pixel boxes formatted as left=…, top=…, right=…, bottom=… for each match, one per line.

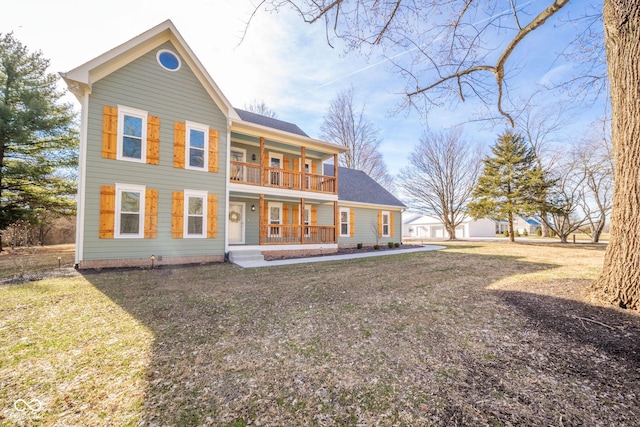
left=232, top=244, right=446, bottom=268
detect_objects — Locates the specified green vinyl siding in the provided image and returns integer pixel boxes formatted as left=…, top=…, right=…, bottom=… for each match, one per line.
left=338, top=206, right=403, bottom=246
left=82, top=42, right=227, bottom=261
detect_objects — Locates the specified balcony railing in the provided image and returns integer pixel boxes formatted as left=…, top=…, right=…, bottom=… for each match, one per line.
left=261, top=224, right=336, bottom=245
left=230, top=161, right=336, bottom=194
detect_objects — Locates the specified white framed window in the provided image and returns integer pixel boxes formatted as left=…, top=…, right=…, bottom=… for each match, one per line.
left=340, top=208, right=350, bottom=237
left=156, top=49, right=181, bottom=71
left=269, top=152, right=283, bottom=186
left=117, top=106, right=148, bottom=163
left=230, top=147, right=247, bottom=181
left=269, top=202, right=282, bottom=237
left=115, top=183, right=145, bottom=238
left=184, top=190, right=208, bottom=238
left=185, top=121, right=209, bottom=171
left=382, top=211, right=390, bottom=237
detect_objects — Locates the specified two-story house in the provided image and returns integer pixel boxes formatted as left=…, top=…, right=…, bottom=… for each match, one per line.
left=62, top=20, right=404, bottom=269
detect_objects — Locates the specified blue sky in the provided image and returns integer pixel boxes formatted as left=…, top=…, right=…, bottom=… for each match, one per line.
left=3, top=0, right=606, bottom=177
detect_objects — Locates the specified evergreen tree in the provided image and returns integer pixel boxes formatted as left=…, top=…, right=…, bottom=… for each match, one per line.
left=467, top=131, right=549, bottom=243
left=0, top=33, right=78, bottom=250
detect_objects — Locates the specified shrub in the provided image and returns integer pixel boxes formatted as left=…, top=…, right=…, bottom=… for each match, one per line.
left=373, top=244, right=380, bottom=250
left=394, top=242, right=400, bottom=248
left=523, top=229, right=528, bottom=236
left=388, top=241, right=394, bottom=248
left=357, top=243, right=363, bottom=249
left=537, top=229, right=542, bottom=237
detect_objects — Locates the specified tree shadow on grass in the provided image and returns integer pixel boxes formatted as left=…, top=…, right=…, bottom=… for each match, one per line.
left=493, top=285, right=640, bottom=365
left=79, top=250, right=639, bottom=426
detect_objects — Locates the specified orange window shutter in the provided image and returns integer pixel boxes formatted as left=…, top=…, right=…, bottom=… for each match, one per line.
left=293, top=158, right=300, bottom=171
left=378, top=212, right=383, bottom=237
left=172, top=191, right=184, bottom=238
left=102, top=106, right=118, bottom=159
left=311, top=162, right=318, bottom=174
left=350, top=209, right=355, bottom=237
left=99, top=185, right=116, bottom=238
left=284, top=157, right=290, bottom=170
left=293, top=205, right=300, bottom=225
left=208, top=129, right=219, bottom=173
left=207, top=194, right=217, bottom=238
left=311, top=206, right=318, bottom=225
left=144, top=189, right=158, bottom=239
left=174, top=122, right=185, bottom=168
left=390, top=212, right=394, bottom=237
left=147, top=115, right=160, bottom=165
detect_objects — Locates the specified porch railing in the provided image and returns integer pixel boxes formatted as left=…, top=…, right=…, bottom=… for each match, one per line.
left=262, top=224, right=336, bottom=244
left=230, top=161, right=336, bottom=194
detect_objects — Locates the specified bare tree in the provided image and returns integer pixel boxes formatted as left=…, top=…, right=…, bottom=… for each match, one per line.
left=251, top=0, right=640, bottom=309
left=319, top=86, right=394, bottom=189
left=244, top=99, right=278, bottom=118
left=573, top=118, right=613, bottom=243
left=399, top=128, right=482, bottom=240
left=543, top=161, right=590, bottom=243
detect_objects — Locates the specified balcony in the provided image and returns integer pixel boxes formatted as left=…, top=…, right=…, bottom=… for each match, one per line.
left=230, top=160, right=337, bottom=194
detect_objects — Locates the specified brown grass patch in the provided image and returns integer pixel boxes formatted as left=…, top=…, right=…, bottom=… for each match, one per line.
left=2, top=241, right=639, bottom=426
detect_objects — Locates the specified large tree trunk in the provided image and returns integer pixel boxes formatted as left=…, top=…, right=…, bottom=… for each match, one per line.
left=592, top=1, right=640, bottom=309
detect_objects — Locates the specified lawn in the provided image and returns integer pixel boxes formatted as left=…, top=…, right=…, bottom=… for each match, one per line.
left=1, top=241, right=639, bottom=426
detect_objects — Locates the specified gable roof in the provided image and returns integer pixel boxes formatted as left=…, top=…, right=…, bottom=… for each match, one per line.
left=236, top=109, right=309, bottom=137
left=324, top=164, right=405, bottom=208
left=61, top=19, right=240, bottom=120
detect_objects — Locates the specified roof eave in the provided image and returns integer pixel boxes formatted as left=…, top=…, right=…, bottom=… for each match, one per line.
left=230, top=119, right=348, bottom=156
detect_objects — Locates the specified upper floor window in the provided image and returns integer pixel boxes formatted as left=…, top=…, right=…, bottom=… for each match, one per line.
left=157, top=49, right=181, bottom=71
left=185, top=121, right=209, bottom=171
left=117, top=106, right=148, bottom=163
left=115, top=183, right=146, bottom=238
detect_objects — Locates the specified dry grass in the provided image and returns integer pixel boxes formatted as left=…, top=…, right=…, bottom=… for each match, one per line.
left=1, top=241, right=639, bottom=426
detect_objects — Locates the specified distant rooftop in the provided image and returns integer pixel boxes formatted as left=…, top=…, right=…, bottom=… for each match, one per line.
left=235, top=108, right=309, bottom=137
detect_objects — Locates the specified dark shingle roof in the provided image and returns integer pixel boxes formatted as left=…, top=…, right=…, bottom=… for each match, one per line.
left=324, top=164, right=405, bottom=208
left=235, top=108, right=309, bottom=137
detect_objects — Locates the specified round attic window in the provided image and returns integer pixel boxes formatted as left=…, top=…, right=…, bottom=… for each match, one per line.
left=157, top=49, right=181, bottom=71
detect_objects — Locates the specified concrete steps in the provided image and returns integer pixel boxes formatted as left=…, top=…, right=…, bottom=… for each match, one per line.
left=228, top=250, right=265, bottom=265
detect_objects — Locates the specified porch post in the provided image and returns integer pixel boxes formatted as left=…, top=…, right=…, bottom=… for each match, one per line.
left=334, top=201, right=339, bottom=244
left=333, top=154, right=339, bottom=194
left=300, top=198, right=305, bottom=244
left=259, top=194, right=265, bottom=245
left=301, top=147, right=306, bottom=190
left=260, top=137, right=265, bottom=186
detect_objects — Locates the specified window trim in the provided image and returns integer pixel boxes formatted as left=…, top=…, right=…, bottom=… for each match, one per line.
left=340, top=207, right=350, bottom=237
left=117, top=106, right=148, bottom=163
left=183, top=190, right=208, bottom=238
left=185, top=121, right=209, bottom=171
left=114, top=183, right=145, bottom=238
left=382, top=210, right=391, bottom=237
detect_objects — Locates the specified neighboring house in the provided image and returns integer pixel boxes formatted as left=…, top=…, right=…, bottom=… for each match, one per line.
left=513, top=216, right=543, bottom=235
left=402, top=213, right=496, bottom=239
left=61, top=20, right=403, bottom=268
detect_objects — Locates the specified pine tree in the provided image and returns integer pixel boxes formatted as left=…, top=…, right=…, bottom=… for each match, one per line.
left=0, top=33, right=78, bottom=250
left=467, top=131, right=548, bottom=243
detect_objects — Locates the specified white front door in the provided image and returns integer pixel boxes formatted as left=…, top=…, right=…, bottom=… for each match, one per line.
left=228, top=202, right=245, bottom=244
